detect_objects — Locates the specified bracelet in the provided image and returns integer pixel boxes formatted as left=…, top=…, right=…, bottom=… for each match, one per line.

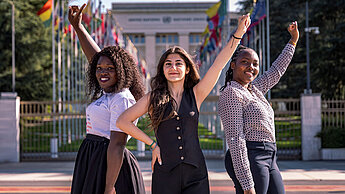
left=150, top=142, right=158, bottom=151
left=149, top=140, right=155, bottom=148
left=289, top=40, right=297, bottom=47
left=149, top=140, right=157, bottom=151
left=150, top=141, right=157, bottom=151
left=232, top=34, right=242, bottom=40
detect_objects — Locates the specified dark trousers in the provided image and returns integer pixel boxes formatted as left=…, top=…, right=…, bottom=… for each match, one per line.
left=152, top=162, right=210, bottom=194
left=71, top=134, right=145, bottom=194
left=225, top=141, right=285, bottom=194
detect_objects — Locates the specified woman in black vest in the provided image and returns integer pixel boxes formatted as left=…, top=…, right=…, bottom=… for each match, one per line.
left=117, top=14, right=251, bottom=194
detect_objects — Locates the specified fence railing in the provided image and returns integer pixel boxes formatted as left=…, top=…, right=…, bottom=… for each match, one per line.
left=270, top=99, right=301, bottom=160
left=20, top=101, right=87, bottom=161
left=199, top=95, right=225, bottom=158
left=20, top=97, right=303, bottom=161
left=322, top=99, right=345, bottom=129
left=199, top=97, right=302, bottom=160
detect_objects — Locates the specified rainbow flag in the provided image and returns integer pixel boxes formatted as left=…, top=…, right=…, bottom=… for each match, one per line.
left=37, top=0, right=52, bottom=27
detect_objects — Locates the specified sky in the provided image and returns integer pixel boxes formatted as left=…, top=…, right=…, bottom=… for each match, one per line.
left=99, top=0, right=241, bottom=12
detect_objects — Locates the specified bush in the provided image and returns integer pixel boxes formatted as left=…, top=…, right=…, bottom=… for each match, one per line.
left=317, top=127, right=345, bottom=148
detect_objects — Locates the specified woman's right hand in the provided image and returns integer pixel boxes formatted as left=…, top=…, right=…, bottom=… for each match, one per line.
left=151, top=144, right=162, bottom=172
left=68, top=3, right=86, bottom=29
left=234, top=14, right=251, bottom=38
left=287, top=21, right=299, bottom=44
left=244, top=188, right=256, bottom=194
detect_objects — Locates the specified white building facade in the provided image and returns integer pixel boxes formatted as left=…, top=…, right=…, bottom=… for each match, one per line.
left=111, top=2, right=240, bottom=79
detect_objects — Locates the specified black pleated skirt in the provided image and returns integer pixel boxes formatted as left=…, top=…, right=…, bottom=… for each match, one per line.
left=71, top=134, right=145, bottom=194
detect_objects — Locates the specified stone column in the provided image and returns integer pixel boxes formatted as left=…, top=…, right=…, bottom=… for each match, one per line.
left=301, top=93, right=321, bottom=160
left=178, top=32, right=189, bottom=53
left=0, top=92, right=20, bottom=163
left=145, top=32, right=156, bottom=79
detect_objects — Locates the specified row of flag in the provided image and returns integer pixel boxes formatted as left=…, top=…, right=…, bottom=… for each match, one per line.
left=198, top=0, right=227, bottom=64
left=36, top=0, right=148, bottom=79
left=245, top=0, right=266, bottom=47
left=198, top=0, right=267, bottom=64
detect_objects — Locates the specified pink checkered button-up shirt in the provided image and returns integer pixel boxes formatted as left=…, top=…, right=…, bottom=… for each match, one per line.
left=218, top=43, right=295, bottom=191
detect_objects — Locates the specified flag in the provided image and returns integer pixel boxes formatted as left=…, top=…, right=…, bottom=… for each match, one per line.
left=206, top=2, right=221, bottom=18
left=248, top=0, right=266, bottom=31
left=199, top=0, right=227, bottom=64
left=37, top=0, right=52, bottom=27
left=82, top=0, right=92, bottom=30
left=204, top=0, right=226, bottom=50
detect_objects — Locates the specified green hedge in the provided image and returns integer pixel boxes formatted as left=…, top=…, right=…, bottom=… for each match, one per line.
left=317, top=127, right=345, bottom=148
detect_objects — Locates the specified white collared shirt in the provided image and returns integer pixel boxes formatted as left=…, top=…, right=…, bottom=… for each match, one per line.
left=86, top=88, right=137, bottom=139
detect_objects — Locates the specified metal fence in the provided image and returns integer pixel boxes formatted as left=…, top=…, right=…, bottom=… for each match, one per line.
left=270, top=99, right=301, bottom=160
left=199, top=95, right=225, bottom=158
left=20, top=97, right=302, bottom=161
left=20, top=101, right=87, bottom=161
left=322, top=99, right=345, bottom=129
left=199, top=97, right=302, bottom=160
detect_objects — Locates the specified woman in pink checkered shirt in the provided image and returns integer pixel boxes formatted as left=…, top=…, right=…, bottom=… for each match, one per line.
left=218, top=22, right=299, bottom=194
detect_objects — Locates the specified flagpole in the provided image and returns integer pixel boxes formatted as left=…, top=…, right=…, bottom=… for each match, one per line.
left=266, top=0, right=271, bottom=100
left=67, top=25, right=71, bottom=143
left=62, top=0, right=66, bottom=145
left=9, top=0, right=15, bottom=93
left=71, top=28, right=75, bottom=141
left=52, top=0, right=56, bottom=134
left=78, top=48, right=81, bottom=139
left=57, top=0, right=62, bottom=146
left=52, top=0, right=55, bottom=104
left=262, top=19, right=266, bottom=74
left=51, top=0, right=59, bottom=158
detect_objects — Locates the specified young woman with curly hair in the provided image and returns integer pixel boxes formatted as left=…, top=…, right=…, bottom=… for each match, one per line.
left=117, top=14, right=251, bottom=194
left=69, top=4, right=145, bottom=194
left=218, top=22, right=299, bottom=194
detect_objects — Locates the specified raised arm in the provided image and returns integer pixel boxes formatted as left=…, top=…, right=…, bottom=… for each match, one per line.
left=193, top=14, right=251, bottom=109
left=252, top=21, right=299, bottom=94
left=68, top=4, right=101, bottom=63
left=116, top=93, right=162, bottom=171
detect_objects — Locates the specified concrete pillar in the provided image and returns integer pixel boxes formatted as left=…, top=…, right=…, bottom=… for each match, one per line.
left=145, top=32, right=156, bottom=79
left=137, top=140, right=145, bottom=157
left=0, top=92, right=20, bottom=163
left=178, top=32, right=189, bottom=53
left=301, top=93, right=321, bottom=160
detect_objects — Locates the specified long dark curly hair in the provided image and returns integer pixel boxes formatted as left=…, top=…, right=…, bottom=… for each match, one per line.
left=220, top=45, right=249, bottom=92
left=148, top=46, right=200, bottom=131
left=86, top=46, right=145, bottom=102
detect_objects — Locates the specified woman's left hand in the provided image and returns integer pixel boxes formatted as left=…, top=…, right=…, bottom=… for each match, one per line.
left=151, top=145, right=162, bottom=172
left=288, top=21, right=299, bottom=43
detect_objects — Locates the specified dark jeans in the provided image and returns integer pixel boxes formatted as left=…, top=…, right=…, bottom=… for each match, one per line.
left=225, top=141, right=285, bottom=194
left=152, top=162, right=210, bottom=194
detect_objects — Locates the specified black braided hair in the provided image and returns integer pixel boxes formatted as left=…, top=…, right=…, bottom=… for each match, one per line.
left=220, top=45, right=249, bottom=92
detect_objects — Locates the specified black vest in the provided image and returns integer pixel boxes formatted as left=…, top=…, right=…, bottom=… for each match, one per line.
left=155, top=88, right=205, bottom=171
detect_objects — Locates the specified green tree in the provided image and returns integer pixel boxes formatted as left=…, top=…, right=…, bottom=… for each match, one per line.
left=0, top=0, right=52, bottom=100
left=237, top=0, right=345, bottom=99
left=310, top=0, right=345, bottom=99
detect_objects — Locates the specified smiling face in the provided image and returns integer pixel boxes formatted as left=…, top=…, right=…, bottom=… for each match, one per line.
left=163, top=53, right=190, bottom=83
left=231, top=48, right=260, bottom=87
left=95, top=56, right=117, bottom=93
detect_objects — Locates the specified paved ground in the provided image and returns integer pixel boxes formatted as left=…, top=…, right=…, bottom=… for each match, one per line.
left=0, top=160, right=344, bottom=193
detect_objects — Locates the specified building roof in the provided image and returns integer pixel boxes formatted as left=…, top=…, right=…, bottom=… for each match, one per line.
left=112, top=2, right=216, bottom=12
